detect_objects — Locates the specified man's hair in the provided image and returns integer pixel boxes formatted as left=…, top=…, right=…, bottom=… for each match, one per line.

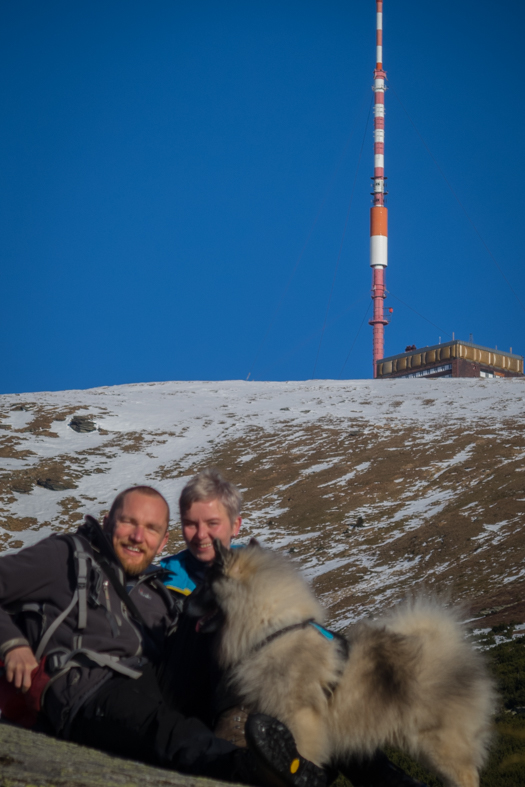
left=106, top=486, right=170, bottom=530
left=179, top=469, right=242, bottom=524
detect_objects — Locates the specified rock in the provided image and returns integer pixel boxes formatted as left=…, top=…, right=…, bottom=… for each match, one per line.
left=37, top=478, right=77, bottom=491
left=479, top=605, right=510, bottom=617
left=0, top=721, right=210, bottom=787
left=69, top=416, right=97, bottom=433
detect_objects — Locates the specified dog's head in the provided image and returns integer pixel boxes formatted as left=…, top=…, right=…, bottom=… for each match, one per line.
left=185, top=538, right=325, bottom=667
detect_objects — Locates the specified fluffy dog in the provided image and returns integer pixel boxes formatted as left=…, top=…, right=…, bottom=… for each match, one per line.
left=188, top=539, right=496, bottom=787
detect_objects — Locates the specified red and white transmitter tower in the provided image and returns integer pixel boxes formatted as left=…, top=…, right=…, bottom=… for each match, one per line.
left=369, top=0, right=389, bottom=377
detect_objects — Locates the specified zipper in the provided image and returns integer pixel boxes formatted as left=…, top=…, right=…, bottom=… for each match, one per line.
left=102, top=580, right=111, bottom=611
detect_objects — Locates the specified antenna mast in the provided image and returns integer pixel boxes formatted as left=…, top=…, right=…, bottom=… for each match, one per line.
left=369, top=0, right=388, bottom=377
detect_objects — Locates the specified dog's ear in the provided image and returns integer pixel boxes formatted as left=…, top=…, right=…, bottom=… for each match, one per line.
left=213, top=538, right=231, bottom=567
left=247, top=537, right=262, bottom=549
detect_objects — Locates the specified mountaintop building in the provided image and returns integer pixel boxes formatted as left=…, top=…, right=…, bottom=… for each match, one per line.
left=376, top=340, right=523, bottom=380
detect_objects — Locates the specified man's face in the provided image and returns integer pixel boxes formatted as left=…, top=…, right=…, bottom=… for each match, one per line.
left=182, top=498, right=241, bottom=563
left=105, top=491, right=169, bottom=575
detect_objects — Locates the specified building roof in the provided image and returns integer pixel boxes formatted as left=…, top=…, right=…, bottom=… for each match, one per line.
left=380, top=339, right=522, bottom=364
left=377, top=339, right=523, bottom=378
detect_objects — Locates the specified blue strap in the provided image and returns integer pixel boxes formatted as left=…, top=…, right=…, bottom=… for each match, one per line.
left=309, top=622, right=335, bottom=641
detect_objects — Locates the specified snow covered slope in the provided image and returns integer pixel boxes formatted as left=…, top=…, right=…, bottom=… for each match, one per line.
left=1, top=378, right=525, bottom=629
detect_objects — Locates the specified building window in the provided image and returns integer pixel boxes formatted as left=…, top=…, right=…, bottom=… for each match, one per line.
left=398, top=364, right=452, bottom=379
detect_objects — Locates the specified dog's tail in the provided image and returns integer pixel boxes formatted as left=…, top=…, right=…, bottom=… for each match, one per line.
left=384, top=596, right=467, bottom=646
left=383, top=597, right=497, bottom=770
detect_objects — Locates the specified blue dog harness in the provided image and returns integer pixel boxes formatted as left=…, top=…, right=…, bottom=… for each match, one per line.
left=309, top=622, right=336, bottom=641
left=250, top=618, right=347, bottom=655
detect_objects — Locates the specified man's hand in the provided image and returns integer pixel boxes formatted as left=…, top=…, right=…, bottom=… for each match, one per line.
left=4, top=646, right=39, bottom=692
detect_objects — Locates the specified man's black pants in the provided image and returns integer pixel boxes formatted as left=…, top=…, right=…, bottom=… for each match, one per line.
left=68, top=665, right=408, bottom=787
left=69, top=665, right=239, bottom=780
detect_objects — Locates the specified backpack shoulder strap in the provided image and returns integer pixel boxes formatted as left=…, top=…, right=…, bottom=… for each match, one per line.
left=71, top=536, right=94, bottom=629
left=70, top=535, right=91, bottom=630
left=34, top=590, right=79, bottom=661
left=56, top=533, right=93, bottom=631
left=149, top=575, right=180, bottom=622
left=4, top=534, right=91, bottom=663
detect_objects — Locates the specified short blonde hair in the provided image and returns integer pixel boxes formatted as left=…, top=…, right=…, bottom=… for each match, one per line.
left=179, top=468, right=241, bottom=524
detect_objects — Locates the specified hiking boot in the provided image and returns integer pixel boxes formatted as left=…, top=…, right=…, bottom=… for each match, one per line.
left=340, top=751, right=428, bottom=787
left=214, top=705, right=249, bottom=747
left=245, top=713, right=327, bottom=787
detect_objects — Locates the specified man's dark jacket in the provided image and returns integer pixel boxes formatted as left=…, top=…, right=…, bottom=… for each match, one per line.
left=0, top=516, right=176, bottom=736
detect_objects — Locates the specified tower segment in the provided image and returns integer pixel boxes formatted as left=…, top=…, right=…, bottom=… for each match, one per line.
left=369, top=0, right=388, bottom=377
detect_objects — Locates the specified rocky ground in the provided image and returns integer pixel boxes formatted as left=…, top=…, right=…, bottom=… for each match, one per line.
left=0, top=721, right=212, bottom=787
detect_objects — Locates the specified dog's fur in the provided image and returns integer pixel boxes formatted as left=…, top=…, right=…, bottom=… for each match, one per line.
left=188, top=540, right=496, bottom=787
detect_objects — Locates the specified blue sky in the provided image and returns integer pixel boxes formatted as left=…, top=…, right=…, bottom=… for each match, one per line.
left=1, top=0, right=524, bottom=393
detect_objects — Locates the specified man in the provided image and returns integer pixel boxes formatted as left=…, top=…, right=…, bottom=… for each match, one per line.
left=2, top=487, right=170, bottom=697
left=0, top=485, right=325, bottom=787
